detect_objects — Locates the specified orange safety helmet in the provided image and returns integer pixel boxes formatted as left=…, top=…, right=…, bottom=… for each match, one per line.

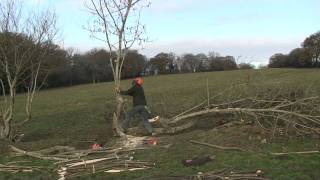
left=134, top=77, right=143, bottom=86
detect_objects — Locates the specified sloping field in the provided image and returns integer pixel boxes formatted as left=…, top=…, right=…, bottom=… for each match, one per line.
left=1, top=68, right=320, bottom=179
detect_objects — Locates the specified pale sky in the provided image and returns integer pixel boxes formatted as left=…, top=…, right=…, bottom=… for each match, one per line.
left=25, top=0, right=320, bottom=65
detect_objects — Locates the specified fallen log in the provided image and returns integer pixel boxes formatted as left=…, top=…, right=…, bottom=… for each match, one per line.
left=190, top=140, right=245, bottom=152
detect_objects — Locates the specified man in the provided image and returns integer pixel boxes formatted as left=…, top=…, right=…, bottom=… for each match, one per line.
left=118, top=77, right=158, bottom=136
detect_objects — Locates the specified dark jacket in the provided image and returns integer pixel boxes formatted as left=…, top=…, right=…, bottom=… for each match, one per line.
left=120, top=85, right=147, bottom=107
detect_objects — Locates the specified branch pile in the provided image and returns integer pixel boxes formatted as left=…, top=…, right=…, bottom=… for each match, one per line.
left=57, top=155, right=154, bottom=179
left=9, top=144, right=155, bottom=179
left=0, top=163, right=43, bottom=173
left=157, top=83, right=320, bottom=136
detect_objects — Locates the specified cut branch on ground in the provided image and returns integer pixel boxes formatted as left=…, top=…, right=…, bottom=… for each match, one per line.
left=153, top=83, right=320, bottom=137
left=190, top=140, right=246, bottom=152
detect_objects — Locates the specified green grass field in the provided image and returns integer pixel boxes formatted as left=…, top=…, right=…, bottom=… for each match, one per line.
left=1, top=68, right=320, bottom=179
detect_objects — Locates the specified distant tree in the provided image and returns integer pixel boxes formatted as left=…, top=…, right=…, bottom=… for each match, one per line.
left=208, top=51, right=220, bottom=59
left=208, top=52, right=221, bottom=71
left=84, top=49, right=113, bottom=83
left=222, top=56, right=238, bottom=70
left=238, top=63, right=255, bottom=69
left=195, top=53, right=209, bottom=71
left=150, top=52, right=174, bottom=74
left=174, top=56, right=184, bottom=73
left=268, top=53, right=288, bottom=68
left=181, top=53, right=200, bottom=72
left=209, top=56, right=224, bottom=71
left=45, top=46, right=70, bottom=87
left=167, top=53, right=177, bottom=73
left=0, top=0, right=57, bottom=140
left=287, top=48, right=312, bottom=68
left=122, top=50, right=146, bottom=78
left=208, top=55, right=237, bottom=71
left=302, top=31, right=320, bottom=67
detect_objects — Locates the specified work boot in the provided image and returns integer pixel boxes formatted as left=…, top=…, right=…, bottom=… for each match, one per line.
left=148, top=116, right=160, bottom=123
left=151, top=132, right=158, bottom=136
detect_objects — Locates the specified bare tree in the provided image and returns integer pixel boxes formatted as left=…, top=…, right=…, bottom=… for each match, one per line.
left=86, top=0, right=149, bottom=136
left=0, top=0, right=58, bottom=140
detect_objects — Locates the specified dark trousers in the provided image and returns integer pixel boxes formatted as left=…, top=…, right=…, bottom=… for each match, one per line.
left=121, top=105, right=153, bottom=133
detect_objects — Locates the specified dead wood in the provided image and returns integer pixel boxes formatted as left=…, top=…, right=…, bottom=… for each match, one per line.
left=160, top=83, right=320, bottom=137
left=35, top=146, right=75, bottom=154
left=168, top=95, right=320, bottom=136
left=154, top=120, right=196, bottom=134
left=0, top=164, right=44, bottom=173
left=65, top=154, right=128, bottom=168
left=190, top=140, right=245, bottom=152
left=58, top=158, right=155, bottom=179
left=270, top=150, right=320, bottom=156
left=105, top=167, right=151, bottom=173
left=9, top=145, right=68, bottom=161
left=171, top=107, right=320, bottom=126
left=135, top=168, right=268, bottom=180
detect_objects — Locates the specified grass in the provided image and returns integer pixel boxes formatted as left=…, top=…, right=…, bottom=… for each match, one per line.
left=1, top=68, right=320, bottom=179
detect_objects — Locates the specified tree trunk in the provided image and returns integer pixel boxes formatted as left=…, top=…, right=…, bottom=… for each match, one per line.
left=0, top=119, right=10, bottom=140
left=0, top=125, right=5, bottom=139
left=111, top=93, right=125, bottom=137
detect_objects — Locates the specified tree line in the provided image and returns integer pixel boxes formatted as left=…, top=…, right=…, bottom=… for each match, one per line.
left=43, top=49, right=255, bottom=88
left=7, top=29, right=320, bottom=91
left=1, top=32, right=255, bottom=91
left=51, top=50, right=253, bottom=88
left=268, top=31, right=320, bottom=68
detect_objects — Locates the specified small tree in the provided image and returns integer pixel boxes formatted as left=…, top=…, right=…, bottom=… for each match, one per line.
left=0, top=0, right=57, bottom=140
left=86, top=0, right=149, bottom=136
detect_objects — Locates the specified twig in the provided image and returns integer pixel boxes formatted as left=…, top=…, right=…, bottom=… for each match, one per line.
left=172, top=83, right=247, bottom=119
left=9, top=145, right=68, bottom=161
left=105, top=167, right=151, bottom=173
left=270, top=150, right=320, bottom=156
left=66, top=155, right=125, bottom=168
left=190, top=140, right=245, bottom=152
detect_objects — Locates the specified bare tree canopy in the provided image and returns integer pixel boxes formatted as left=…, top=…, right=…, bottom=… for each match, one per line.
left=86, top=0, right=149, bottom=136
left=0, top=0, right=58, bottom=140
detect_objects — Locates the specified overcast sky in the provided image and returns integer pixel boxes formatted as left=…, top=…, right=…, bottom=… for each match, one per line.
left=25, top=0, right=320, bottom=65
